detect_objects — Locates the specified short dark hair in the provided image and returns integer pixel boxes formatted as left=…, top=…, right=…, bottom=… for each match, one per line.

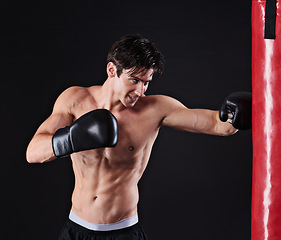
left=107, top=34, right=164, bottom=77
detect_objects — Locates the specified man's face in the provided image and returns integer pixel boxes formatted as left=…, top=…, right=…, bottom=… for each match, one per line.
left=116, top=68, right=154, bottom=108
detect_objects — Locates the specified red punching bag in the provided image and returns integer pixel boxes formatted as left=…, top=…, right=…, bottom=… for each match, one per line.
left=252, top=0, right=281, bottom=239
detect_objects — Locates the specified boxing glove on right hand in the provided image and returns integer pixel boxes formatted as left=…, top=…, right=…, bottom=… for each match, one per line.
left=52, top=109, right=118, bottom=158
left=219, top=92, right=252, bottom=130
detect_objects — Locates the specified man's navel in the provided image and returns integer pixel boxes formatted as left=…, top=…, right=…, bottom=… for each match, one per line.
left=128, top=146, right=135, bottom=151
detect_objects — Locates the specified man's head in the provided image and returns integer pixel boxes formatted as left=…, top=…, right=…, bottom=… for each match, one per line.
left=106, top=34, right=165, bottom=108
left=107, top=34, right=164, bottom=78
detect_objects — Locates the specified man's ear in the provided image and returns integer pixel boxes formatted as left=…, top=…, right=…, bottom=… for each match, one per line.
left=107, top=62, right=117, bottom=78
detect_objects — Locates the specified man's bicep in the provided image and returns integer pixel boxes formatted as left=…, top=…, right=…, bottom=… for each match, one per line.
left=160, top=96, right=217, bottom=133
left=157, top=96, right=196, bottom=131
left=35, top=112, right=73, bottom=136
left=162, top=106, right=200, bottom=132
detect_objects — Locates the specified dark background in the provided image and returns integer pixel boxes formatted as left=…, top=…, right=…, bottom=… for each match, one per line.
left=2, top=1, right=252, bottom=239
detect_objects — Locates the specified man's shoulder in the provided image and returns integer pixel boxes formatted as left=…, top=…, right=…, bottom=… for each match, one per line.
left=135, top=95, right=177, bottom=112
left=54, top=86, right=98, bottom=108
left=53, top=86, right=101, bottom=116
left=59, top=86, right=99, bottom=101
left=133, top=95, right=182, bottom=121
left=62, top=86, right=90, bottom=96
left=139, top=94, right=185, bottom=114
left=142, top=94, right=176, bottom=105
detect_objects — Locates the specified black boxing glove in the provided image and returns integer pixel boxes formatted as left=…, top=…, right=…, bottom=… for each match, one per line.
left=52, top=109, right=118, bottom=157
left=219, top=92, right=252, bottom=130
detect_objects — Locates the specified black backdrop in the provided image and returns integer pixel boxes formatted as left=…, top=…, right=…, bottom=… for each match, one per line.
left=2, top=1, right=252, bottom=239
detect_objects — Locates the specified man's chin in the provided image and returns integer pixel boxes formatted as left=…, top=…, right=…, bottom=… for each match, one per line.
left=123, top=100, right=137, bottom=108
left=125, top=103, right=136, bottom=108
left=122, top=97, right=139, bottom=108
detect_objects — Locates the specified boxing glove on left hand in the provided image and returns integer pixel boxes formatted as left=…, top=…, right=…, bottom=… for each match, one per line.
left=219, top=92, right=252, bottom=130
left=52, top=109, right=118, bottom=158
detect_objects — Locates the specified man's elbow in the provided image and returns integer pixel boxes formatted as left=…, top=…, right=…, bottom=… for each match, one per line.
left=26, top=145, right=44, bottom=163
left=26, top=147, right=38, bottom=163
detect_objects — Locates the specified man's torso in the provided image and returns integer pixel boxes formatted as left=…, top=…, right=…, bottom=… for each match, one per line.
left=67, top=86, right=164, bottom=224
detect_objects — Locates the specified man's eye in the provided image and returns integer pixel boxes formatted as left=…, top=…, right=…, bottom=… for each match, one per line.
left=132, top=79, right=139, bottom=84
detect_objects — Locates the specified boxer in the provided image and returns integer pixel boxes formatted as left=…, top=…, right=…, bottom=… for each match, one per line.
left=26, top=34, right=251, bottom=240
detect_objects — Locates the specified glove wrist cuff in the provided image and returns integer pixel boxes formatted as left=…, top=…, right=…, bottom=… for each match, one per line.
left=52, top=126, right=73, bottom=157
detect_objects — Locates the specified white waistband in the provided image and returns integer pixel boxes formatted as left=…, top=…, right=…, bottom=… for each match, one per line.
left=69, top=211, right=138, bottom=231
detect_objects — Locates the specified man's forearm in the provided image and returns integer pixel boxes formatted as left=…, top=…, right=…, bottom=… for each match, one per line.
left=26, top=133, right=56, bottom=163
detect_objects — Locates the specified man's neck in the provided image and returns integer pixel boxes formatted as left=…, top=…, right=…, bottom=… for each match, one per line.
left=94, top=78, right=126, bottom=112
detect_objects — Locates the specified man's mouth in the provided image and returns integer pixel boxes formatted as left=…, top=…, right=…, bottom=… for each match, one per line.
left=128, top=95, right=138, bottom=103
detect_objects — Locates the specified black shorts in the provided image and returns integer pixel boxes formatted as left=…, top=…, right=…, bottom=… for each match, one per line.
left=58, top=219, right=148, bottom=240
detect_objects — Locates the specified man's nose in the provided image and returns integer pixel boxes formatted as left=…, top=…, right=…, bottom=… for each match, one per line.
left=135, top=82, right=145, bottom=96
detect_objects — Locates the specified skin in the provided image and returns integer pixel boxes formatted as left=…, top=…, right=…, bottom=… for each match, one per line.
left=26, top=62, right=237, bottom=224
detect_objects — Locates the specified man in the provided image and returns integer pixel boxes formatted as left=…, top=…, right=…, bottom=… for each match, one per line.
left=26, top=34, right=251, bottom=240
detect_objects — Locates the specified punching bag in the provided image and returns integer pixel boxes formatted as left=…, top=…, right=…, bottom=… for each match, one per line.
left=252, top=0, right=281, bottom=240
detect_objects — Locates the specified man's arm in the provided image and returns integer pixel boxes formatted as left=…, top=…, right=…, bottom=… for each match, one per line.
left=26, top=88, right=75, bottom=163
left=26, top=86, right=118, bottom=163
left=158, top=96, right=237, bottom=136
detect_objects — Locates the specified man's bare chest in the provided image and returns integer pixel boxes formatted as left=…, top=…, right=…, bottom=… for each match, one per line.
left=112, top=110, right=160, bottom=154
left=71, top=111, right=160, bottom=169
left=70, top=95, right=161, bottom=158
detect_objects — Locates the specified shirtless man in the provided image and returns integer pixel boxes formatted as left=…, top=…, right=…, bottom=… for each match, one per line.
left=26, top=34, right=251, bottom=240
